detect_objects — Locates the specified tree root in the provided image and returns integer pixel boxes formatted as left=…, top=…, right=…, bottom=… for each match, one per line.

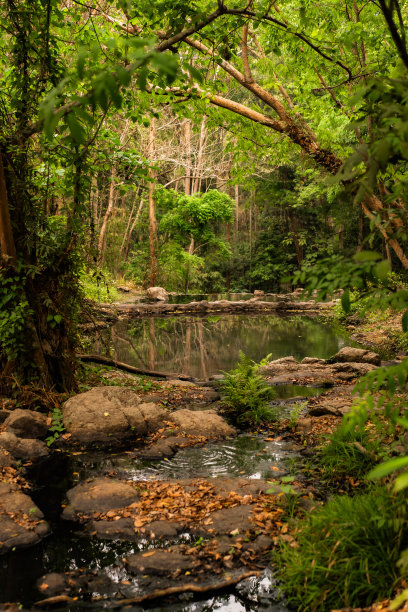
left=33, top=571, right=259, bottom=608
left=34, top=595, right=75, bottom=607
left=112, top=570, right=260, bottom=606
left=78, top=353, right=194, bottom=380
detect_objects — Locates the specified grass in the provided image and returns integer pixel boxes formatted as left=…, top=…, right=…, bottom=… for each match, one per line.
left=317, top=421, right=380, bottom=485
left=80, top=268, right=120, bottom=303
left=78, top=364, right=160, bottom=394
left=276, top=486, right=408, bottom=611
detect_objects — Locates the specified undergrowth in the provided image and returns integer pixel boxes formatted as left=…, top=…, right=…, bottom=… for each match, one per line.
left=276, top=486, right=408, bottom=611
left=221, top=352, right=277, bottom=425
left=80, top=268, right=119, bottom=303
left=317, top=421, right=380, bottom=486
left=78, top=364, right=159, bottom=393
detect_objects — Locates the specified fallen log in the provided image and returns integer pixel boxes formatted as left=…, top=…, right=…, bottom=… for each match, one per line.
left=78, top=353, right=194, bottom=381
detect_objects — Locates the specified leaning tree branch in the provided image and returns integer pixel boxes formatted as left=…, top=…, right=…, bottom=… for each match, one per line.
left=78, top=353, right=194, bottom=380
left=222, top=7, right=354, bottom=78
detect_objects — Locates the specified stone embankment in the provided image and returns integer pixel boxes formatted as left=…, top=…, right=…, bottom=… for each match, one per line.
left=96, top=298, right=337, bottom=319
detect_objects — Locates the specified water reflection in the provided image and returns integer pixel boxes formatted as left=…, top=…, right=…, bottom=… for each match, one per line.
left=92, top=314, right=356, bottom=379
left=71, top=435, right=298, bottom=483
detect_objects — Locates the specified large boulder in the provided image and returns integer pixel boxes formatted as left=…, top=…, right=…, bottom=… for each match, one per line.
left=62, top=387, right=168, bottom=444
left=4, top=409, right=48, bottom=439
left=167, top=409, right=235, bottom=437
left=0, top=432, right=48, bottom=460
left=62, top=477, right=140, bottom=521
left=0, top=482, right=50, bottom=553
left=329, top=347, right=381, bottom=366
left=146, top=286, right=169, bottom=302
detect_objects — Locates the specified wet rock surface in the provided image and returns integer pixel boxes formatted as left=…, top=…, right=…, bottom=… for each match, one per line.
left=329, top=346, right=381, bottom=365
left=62, top=386, right=169, bottom=443
left=307, top=386, right=354, bottom=417
left=0, top=482, right=50, bottom=553
left=3, top=409, right=48, bottom=439
left=126, top=549, right=196, bottom=575
left=261, top=349, right=380, bottom=384
left=62, top=477, right=140, bottom=520
left=0, top=432, right=48, bottom=460
left=167, top=408, right=236, bottom=437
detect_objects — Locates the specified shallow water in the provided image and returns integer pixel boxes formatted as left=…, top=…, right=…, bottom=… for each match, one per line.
left=92, top=313, right=357, bottom=379
left=1, top=435, right=295, bottom=610
left=70, top=434, right=300, bottom=483
left=3, top=311, right=356, bottom=611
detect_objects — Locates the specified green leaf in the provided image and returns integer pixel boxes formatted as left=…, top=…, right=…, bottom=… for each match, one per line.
left=394, top=471, right=408, bottom=492
left=138, top=66, right=148, bottom=91
left=402, top=310, right=408, bottom=332
left=66, top=114, right=85, bottom=144
left=186, top=63, right=203, bottom=83
left=368, top=456, right=408, bottom=480
left=353, top=251, right=381, bottom=262
left=44, top=109, right=63, bottom=141
left=375, top=259, right=390, bottom=281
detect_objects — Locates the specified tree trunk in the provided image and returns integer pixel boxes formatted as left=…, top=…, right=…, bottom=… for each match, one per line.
left=97, top=168, right=116, bottom=266
left=0, top=153, right=17, bottom=264
left=234, top=185, right=239, bottom=238
left=287, top=209, right=302, bottom=269
left=192, top=116, right=207, bottom=193
left=148, top=118, right=158, bottom=286
left=184, top=119, right=192, bottom=196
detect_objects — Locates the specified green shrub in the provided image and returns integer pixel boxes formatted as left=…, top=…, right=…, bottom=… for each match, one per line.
left=221, top=352, right=277, bottom=425
left=276, top=487, right=408, bottom=611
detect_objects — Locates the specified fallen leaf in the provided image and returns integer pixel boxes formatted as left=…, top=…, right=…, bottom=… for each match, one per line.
left=142, top=551, right=156, bottom=557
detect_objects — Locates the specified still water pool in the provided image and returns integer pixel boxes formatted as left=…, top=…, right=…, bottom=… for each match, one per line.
left=92, top=314, right=357, bottom=379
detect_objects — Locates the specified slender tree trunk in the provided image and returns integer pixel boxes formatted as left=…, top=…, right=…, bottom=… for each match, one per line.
left=357, top=213, right=364, bottom=252
left=97, top=168, right=116, bottom=266
left=0, top=153, right=17, bottom=264
left=124, top=199, right=144, bottom=261
left=385, top=240, right=392, bottom=272
left=226, top=223, right=231, bottom=290
left=338, top=224, right=344, bottom=251
left=249, top=195, right=253, bottom=291
left=148, top=118, right=158, bottom=286
left=192, top=116, right=207, bottom=193
left=234, top=185, right=239, bottom=238
left=119, top=187, right=142, bottom=257
left=287, top=209, right=302, bottom=269
left=184, top=118, right=192, bottom=196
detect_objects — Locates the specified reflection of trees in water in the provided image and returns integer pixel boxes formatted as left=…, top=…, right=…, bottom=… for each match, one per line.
left=93, top=314, right=354, bottom=380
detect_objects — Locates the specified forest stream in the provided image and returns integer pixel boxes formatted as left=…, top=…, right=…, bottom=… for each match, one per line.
left=0, top=309, right=365, bottom=612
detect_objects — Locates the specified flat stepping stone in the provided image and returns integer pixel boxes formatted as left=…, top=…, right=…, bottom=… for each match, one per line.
left=62, top=477, right=139, bottom=520
left=197, top=504, right=253, bottom=536
left=126, top=550, right=196, bottom=575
